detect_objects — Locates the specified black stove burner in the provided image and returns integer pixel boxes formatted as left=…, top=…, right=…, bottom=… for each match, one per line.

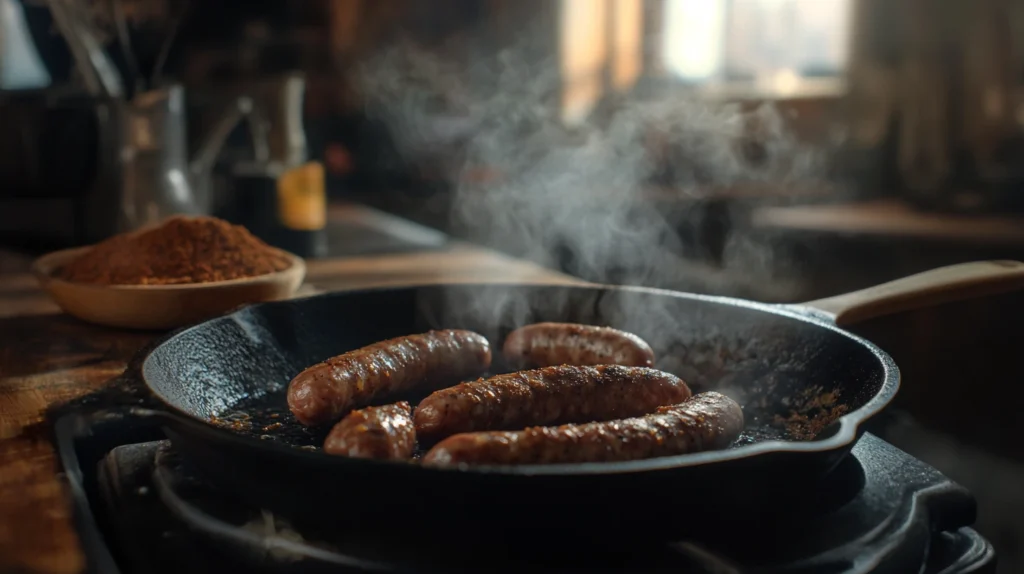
left=53, top=408, right=995, bottom=574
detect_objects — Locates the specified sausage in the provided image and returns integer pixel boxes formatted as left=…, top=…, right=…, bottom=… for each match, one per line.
left=413, top=365, right=691, bottom=442
left=422, top=391, right=743, bottom=466
left=502, top=322, right=655, bottom=369
left=288, top=330, right=492, bottom=426
left=323, top=402, right=416, bottom=460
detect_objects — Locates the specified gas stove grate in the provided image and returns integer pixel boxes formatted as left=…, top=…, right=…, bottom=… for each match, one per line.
left=52, top=407, right=995, bottom=574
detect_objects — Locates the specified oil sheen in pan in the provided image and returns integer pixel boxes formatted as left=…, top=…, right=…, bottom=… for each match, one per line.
left=212, top=384, right=800, bottom=455
left=212, top=376, right=473, bottom=455
left=212, top=367, right=502, bottom=451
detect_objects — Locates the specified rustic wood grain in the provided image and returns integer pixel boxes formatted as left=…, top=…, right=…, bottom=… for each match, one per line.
left=750, top=199, right=1024, bottom=245
left=0, top=315, right=156, bottom=574
left=0, top=207, right=579, bottom=574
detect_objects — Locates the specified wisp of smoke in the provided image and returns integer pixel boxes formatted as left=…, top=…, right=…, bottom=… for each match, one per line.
left=355, top=21, right=822, bottom=332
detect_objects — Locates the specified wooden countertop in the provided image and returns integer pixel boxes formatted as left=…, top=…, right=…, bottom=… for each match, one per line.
left=0, top=203, right=580, bottom=574
left=750, top=199, right=1024, bottom=245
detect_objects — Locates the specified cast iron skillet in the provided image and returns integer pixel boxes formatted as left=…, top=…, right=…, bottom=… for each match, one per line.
left=105, top=261, right=1024, bottom=539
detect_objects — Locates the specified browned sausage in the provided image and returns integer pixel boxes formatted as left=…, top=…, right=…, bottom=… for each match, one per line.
left=413, top=365, right=691, bottom=442
left=323, top=402, right=416, bottom=460
left=288, top=330, right=492, bottom=426
left=502, top=322, right=655, bottom=369
left=422, top=391, right=743, bottom=466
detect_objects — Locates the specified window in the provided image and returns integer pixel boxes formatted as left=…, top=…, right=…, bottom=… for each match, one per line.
left=662, top=0, right=851, bottom=91
left=559, top=0, right=644, bottom=124
left=0, top=0, right=52, bottom=90
left=557, top=0, right=850, bottom=121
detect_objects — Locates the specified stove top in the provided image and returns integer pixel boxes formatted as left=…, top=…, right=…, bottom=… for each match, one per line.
left=53, top=408, right=995, bottom=574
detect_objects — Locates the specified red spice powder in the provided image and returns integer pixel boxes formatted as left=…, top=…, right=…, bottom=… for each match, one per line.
left=59, top=216, right=292, bottom=285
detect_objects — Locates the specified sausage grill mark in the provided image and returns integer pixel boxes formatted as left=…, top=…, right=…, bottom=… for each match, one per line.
left=323, top=402, right=417, bottom=460
left=422, top=391, right=744, bottom=466
left=414, top=365, right=692, bottom=443
left=502, top=322, right=655, bottom=369
left=287, top=330, right=492, bottom=426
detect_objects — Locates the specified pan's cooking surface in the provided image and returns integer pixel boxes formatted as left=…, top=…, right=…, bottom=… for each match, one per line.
left=141, top=284, right=892, bottom=461
left=213, top=381, right=793, bottom=453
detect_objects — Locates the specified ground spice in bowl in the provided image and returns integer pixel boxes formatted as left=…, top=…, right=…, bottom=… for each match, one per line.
left=58, top=216, right=293, bottom=286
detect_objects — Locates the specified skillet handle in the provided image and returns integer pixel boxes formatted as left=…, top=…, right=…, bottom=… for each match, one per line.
left=801, top=260, right=1024, bottom=326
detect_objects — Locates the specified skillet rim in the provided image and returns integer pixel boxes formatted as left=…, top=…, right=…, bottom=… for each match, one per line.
left=139, top=282, right=900, bottom=476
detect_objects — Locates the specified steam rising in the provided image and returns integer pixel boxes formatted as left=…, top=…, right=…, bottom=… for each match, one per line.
left=357, top=26, right=821, bottom=295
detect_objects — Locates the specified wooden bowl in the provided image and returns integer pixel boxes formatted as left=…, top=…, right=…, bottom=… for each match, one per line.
left=32, top=246, right=306, bottom=330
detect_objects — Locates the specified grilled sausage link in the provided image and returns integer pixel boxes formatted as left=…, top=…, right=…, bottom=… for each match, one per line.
left=323, top=402, right=416, bottom=460
left=422, top=391, right=743, bottom=466
left=414, top=365, right=691, bottom=442
left=502, top=322, right=655, bottom=369
left=288, top=330, right=492, bottom=426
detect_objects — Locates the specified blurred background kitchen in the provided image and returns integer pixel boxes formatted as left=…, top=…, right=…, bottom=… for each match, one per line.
left=5, top=0, right=1024, bottom=294
left=2, top=0, right=1024, bottom=570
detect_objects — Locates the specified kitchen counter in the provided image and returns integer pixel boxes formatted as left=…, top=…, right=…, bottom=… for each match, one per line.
left=0, top=202, right=580, bottom=574
left=750, top=199, right=1024, bottom=246
left=740, top=198, right=1024, bottom=302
